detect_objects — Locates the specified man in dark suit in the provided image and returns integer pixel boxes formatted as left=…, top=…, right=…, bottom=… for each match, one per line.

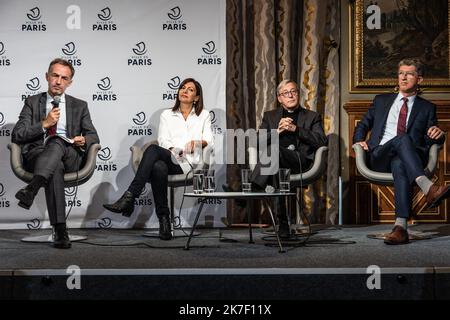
left=12, top=58, right=99, bottom=249
left=250, top=79, right=328, bottom=238
left=353, top=58, right=449, bottom=245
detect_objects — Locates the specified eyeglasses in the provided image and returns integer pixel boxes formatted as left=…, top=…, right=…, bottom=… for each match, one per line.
left=398, top=71, right=418, bottom=78
left=278, top=89, right=299, bottom=97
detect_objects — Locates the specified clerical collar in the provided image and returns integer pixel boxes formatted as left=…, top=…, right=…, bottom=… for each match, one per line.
left=282, top=107, right=300, bottom=116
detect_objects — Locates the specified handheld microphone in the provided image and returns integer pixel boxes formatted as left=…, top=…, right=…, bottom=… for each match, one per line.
left=45, top=96, right=60, bottom=138
left=52, top=95, right=61, bottom=108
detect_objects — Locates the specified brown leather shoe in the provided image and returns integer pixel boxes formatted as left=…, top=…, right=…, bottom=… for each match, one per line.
left=426, top=185, right=450, bottom=209
left=384, top=226, right=409, bottom=245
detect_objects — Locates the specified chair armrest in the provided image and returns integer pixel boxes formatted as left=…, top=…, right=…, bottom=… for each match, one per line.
left=8, top=142, right=34, bottom=183
left=202, top=144, right=214, bottom=168
left=352, top=143, right=393, bottom=185
left=65, top=143, right=101, bottom=186
left=130, top=146, right=143, bottom=173
left=425, top=143, right=442, bottom=178
left=8, top=142, right=102, bottom=187
left=130, top=141, right=158, bottom=173
left=290, top=146, right=328, bottom=185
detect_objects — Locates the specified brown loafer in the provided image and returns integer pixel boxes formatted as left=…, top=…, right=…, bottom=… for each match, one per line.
left=384, top=226, right=409, bottom=245
left=426, top=185, right=450, bottom=209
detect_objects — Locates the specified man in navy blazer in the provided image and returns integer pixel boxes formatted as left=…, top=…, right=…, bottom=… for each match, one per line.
left=353, top=59, right=449, bottom=245
left=12, top=58, right=99, bottom=249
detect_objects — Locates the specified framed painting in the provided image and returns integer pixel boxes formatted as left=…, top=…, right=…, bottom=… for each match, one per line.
left=350, top=0, right=450, bottom=92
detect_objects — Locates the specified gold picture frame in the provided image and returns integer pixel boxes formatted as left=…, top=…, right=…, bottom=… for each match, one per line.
left=350, top=0, right=450, bottom=93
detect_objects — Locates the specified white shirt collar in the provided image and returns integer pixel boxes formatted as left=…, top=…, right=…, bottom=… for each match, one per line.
left=172, top=107, right=196, bottom=116
left=396, top=92, right=416, bottom=104
left=46, top=92, right=66, bottom=104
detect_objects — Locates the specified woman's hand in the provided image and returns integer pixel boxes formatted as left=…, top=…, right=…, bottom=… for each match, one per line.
left=170, top=147, right=184, bottom=159
left=184, top=140, right=207, bottom=154
left=184, top=141, right=196, bottom=154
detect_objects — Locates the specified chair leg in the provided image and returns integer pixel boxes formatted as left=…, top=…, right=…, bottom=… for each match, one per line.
left=247, top=200, right=254, bottom=243
left=284, top=194, right=293, bottom=227
left=292, top=188, right=312, bottom=236
left=170, top=187, right=175, bottom=223
left=170, top=185, right=201, bottom=238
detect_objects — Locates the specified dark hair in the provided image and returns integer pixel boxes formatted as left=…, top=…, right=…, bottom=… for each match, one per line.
left=48, top=58, right=75, bottom=79
left=398, top=58, right=424, bottom=76
left=172, top=78, right=204, bottom=116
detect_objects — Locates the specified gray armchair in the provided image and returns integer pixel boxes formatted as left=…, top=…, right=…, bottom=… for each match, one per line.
left=8, top=142, right=101, bottom=242
left=130, top=141, right=213, bottom=237
left=352, top=143, right=441, bottom=185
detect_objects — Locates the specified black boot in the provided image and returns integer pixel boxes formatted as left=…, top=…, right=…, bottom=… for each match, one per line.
left=15, top=185, right=36, bottom=210
left=53, top=223, right=71, bottom=249
left=103, top=191, right=135, bottom=217
left=158, top=215, right=172, bottom=240
left=15, top=175, right=47, bottom=210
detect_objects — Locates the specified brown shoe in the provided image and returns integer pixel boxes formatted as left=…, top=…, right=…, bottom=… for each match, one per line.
left=384, top=226, right=409, bottom=245
left=426, top=185, right=450, bottom=209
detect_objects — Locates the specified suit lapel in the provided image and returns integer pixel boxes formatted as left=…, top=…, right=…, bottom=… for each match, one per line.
left=296, top=107, right=306, bottom=128
left=381, top=94, right=397, bottom=126
left=65, top=95, right=73, bottom=137
left=273, top=108, right=283, bottom=128
left=406, top=96, right=422, bottom=132
left=38, top=93, right=47, bottom=121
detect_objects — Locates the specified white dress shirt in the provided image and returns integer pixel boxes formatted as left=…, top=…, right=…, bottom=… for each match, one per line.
left=380, top=93, right=416, bottom=145
left=158, top=108, right=213, bottom=174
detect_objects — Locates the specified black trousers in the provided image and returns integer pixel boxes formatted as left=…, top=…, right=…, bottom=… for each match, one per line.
left=24, top=138, right=81, bottom=225
left=127, top=144, right=183, bottom=218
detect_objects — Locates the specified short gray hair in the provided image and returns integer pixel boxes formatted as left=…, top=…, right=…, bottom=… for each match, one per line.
left=398, top=59, right=424, bottom=76
left=277, top=79, right=298, bottom=95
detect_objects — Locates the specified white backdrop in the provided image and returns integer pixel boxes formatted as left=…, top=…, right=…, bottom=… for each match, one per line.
left=0, top=0, right=227, bottom=230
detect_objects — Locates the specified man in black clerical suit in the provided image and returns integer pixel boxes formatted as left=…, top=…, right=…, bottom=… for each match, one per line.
left=250, top=79, right=328, bottom=238
left=12, top=58, right=99, bottom=249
